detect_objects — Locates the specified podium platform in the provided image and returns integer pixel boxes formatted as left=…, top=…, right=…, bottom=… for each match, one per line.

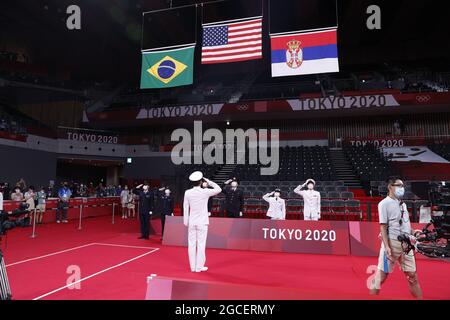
left=145, top=274, right=372, bottom=300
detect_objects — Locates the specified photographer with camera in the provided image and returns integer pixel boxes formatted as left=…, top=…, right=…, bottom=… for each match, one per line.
left=369, top=177, right=423, bottom=299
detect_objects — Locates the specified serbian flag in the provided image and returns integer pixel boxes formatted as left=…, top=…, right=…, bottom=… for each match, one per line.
left=270, top=28, right=339, bottom=77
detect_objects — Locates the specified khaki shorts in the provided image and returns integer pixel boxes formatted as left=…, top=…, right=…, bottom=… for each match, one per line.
left=36, top=204, right=46, bottom=212
left=377, top=239, right=416, bottom=273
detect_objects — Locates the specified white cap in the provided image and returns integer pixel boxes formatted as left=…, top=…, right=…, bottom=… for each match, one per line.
left=306, top=179, right=316, bottom=185
left=189, top=171, right=203, bottom=182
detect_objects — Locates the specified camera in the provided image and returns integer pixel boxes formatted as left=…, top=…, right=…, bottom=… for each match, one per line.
left=397, top=182, right=450, bottom=259
left=398, top=207, right=450, bottom=259
left=0, top=203, right=30, bottom=235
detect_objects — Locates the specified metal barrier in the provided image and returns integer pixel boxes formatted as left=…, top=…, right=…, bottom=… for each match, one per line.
left=1, top=197, right=120, bottom=239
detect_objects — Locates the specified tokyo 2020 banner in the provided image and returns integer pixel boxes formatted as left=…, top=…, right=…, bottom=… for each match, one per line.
left=163, top=217, right=350, bottom=255
left=164, top=217, right=431, bottom=257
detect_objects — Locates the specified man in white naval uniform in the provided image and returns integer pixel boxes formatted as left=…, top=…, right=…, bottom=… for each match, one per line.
left=262, top=189, right=286, bottom=220
left=294, top=179, right=321, bottom=221
left=183, top=171, right=222, bottom=272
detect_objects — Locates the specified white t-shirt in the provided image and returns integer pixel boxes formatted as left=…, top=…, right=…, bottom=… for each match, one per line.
left=378, top=196, right=411, bottom=240
left=120, top=190, right=129, bottom=203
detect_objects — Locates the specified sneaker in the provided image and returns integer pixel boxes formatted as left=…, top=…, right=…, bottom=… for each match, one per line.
left=56, top=220, right=61, bottom=224
left=62, top=220, right=68, bottom=223
left=195, top=267, right=208, bottom=272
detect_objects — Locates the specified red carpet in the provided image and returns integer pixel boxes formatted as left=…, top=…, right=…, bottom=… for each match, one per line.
left=2, top=216, right=449, bottom=300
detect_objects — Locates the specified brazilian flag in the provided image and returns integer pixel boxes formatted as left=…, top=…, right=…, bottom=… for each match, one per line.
left=140, top=46, right=195, bottom=89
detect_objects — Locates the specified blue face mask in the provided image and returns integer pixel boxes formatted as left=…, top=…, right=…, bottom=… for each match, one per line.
left=395, top=187, right=405, bottom=198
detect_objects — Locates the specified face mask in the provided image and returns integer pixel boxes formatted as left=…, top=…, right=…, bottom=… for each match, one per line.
left=231, top=182, right=238, bottom=188
left=307, top=184, right=314, bottom=190
left=165, top=190, right=171, bottom=196
left=395, top=187, right=405, bottom=198
left=274, top=192, right=280, bottom=198
left=143, top=186, right=149, bottom=191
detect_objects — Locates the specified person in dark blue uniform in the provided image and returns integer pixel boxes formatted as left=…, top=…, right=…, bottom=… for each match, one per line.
left=157, top=186, right=175, bottom=237
left=222, top=178, right=244, bottom=218
left=135, top=183, right=154, bottom=239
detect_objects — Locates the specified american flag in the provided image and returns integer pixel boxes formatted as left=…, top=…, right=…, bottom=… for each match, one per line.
left=201, top=17, right=262, bottom=64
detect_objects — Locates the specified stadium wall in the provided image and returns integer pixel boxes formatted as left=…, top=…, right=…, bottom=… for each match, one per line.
left=0, top=144, right=57, bottom=186
left=122, top=154, right=176, bottom=179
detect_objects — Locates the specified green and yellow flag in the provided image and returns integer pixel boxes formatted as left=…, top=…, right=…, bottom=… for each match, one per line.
left=140, top=46, right=195, bottom=89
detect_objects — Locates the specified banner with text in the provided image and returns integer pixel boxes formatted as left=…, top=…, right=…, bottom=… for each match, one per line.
left=85, top=92, right=450, bottom=123
left=163, top=217, right=350, bottom=255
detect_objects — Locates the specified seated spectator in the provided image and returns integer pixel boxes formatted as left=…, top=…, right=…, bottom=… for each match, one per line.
left=97, top=183, right=106, bottom=197
left=79, top=183, right=87, bottom=197
left=87, top=182, right=96, bottom=197
left=47, top=183, right=55, bottom=198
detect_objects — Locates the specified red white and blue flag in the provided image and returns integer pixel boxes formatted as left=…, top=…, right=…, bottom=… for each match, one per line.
left=270, top=27, right=339, bottom=77
left=201, top=17, right=263, bottom=64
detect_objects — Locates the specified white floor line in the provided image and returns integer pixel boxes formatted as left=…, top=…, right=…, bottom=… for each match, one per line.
left=93, top=242, right=160, bottom=250
left=32, top=248, right=160, bottom=300
left=5, top=243, right=96, bottom=267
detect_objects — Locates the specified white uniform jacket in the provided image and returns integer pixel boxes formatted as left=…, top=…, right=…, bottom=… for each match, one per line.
left=183, top=181, right=222, bottom=226
left=262, top=193, right=286, bottom=220
left=294, top=186, right=321, bottom=219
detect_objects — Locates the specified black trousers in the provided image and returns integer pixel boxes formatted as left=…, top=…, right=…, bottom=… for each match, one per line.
left=225, top=208, right=240, bottom=218
left=139, top=212, right=150, bottom=238
left=161, top=213, right=168, bottom=236
left=57, top=201, right=68, bottom=221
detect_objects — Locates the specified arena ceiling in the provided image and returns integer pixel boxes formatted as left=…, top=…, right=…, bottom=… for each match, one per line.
left=1, top=0, right=449, bottom=85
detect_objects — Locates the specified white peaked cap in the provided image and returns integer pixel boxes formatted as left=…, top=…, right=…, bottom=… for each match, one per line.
left=189, top=171, right=203, bottom=182
left=306, top=179, right=316, bottom=185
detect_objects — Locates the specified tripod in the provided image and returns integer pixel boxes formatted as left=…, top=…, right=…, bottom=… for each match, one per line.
left=0, top=238, right=12, bottom=300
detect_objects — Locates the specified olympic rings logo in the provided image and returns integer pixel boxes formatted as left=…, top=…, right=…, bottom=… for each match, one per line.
left=415, top=95, right=431, bottom=103
left=236, top=104, right=249, bottom=111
